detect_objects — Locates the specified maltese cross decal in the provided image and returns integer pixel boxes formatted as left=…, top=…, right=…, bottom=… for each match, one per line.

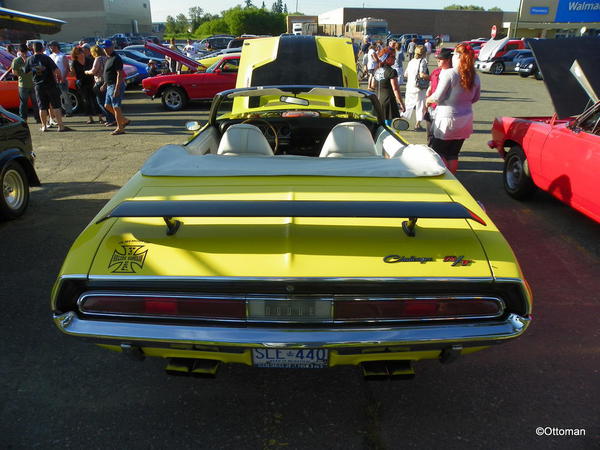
left=109, top=244, right=148, bottom=273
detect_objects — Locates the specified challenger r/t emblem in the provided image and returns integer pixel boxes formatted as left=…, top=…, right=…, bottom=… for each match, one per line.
left=109, top=244, right=148, bottom=273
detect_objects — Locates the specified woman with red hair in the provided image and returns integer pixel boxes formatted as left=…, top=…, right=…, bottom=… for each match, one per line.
left=425, top=43, right=480, bottom=174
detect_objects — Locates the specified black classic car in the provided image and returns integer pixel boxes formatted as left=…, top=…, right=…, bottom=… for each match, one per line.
left=0, top=106, right=40, bottom=219
left=516, top=56, right=543, bottom=80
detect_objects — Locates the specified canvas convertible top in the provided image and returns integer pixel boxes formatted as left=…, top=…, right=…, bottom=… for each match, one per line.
left=141, top=145, right=447, bottom=178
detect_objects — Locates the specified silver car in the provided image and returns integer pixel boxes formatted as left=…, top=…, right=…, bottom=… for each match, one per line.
left=476, top=49, right=533, bottom=75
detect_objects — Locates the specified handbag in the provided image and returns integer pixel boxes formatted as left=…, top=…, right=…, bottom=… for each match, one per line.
left=416, top=58, right=430, bottom=90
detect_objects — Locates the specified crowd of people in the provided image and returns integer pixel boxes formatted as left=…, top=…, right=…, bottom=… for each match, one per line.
left=359, top=35, right=480, bottom=173
left=10, top=39, right=130, bottom=135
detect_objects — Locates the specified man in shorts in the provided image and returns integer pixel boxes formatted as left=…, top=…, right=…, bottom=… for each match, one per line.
left=101, top=40, right=130, bottom=135
left=24, top=41, right=71, bottom=132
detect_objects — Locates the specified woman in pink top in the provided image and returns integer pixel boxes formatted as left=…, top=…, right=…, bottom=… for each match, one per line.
left=426, top=43, right=480, bottom=174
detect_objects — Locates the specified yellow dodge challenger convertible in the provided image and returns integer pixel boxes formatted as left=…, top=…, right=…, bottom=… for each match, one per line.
left=52, top=36, right=532, bottom=379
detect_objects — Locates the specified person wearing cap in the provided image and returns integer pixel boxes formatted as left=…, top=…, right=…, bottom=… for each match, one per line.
left=24, top=41, right=71, bottom=132
left=11, top=43, right=39, bottom=123
left=100, top=39, right=130, bottom=135
left=48, top=41, right=73, bottom=116
left=423, top=48, right=453, bottom=143
left=426, top=43, right=480, bottom=174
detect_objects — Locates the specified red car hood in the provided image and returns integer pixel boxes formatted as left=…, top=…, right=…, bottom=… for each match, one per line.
left=144, top=42, right=203, bottom=71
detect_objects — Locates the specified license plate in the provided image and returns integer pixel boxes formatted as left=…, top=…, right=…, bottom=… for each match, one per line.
left=253, top=348, right=328, bottom=369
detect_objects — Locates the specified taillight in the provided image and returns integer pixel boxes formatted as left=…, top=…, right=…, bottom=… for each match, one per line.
left=334, top=297, right=503, bottom=321
left=79, top=294, right=245, bottom=320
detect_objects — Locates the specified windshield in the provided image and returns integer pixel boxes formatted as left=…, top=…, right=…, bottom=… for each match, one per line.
left=366, top=26, right=388, bottom=36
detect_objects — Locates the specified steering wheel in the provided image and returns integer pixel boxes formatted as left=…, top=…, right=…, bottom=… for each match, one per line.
left=241, top=119, right=279, bottom=154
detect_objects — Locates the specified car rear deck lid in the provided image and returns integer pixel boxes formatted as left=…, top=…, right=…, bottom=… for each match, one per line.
left=96, top=200, right=486, bottom=237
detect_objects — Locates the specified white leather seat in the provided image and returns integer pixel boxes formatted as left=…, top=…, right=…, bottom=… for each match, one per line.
left=319, top=122, right=378, bottom=158
left=217, top=124, right=274, bottom=156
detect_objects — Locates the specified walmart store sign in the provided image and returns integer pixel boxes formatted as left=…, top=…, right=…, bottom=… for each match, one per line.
left=526, top=0, right=600, bottom=22
left=556, top=1, right=600, bottom=21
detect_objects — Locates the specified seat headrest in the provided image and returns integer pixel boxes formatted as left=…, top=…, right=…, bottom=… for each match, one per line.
left=319, top=122, right=378, bottom=158
left=217, top=123, right=274, bottom=156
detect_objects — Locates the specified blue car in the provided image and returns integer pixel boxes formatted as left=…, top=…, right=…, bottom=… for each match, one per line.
left=116, top=53, right=148, bottom=83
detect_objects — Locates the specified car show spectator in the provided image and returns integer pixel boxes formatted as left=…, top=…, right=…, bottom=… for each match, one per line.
left=366, top=44, right=378, bottom=89
left=24, top=41, right=70, bottom=132
left=183, top=39, right=200, bottom=59
left=426, top=43, right=481, bottom=174
left=424, top=48, right=453, bottom=143
left=372, top=46, right=405, bottom=125
left=48, top=41, right=73, bottom=117
left=167, top=37, right=179, bottom=72
left=146, top=59, right=159, bottom=77
left=406, top=38, right=417, bottom=61
left=101, top=39, right=130, bottom=135
left=390, top=40, right=404, bottom=85
left=11, top=43, right=39, bottom=123
left=85, top=45, right=115, bottom=125
left=402, top=45, right=429, bottom=131
left=70, top=46, right=98, bottom=124
left=6, top=44, right=17, bottom=57
left=424, top=39, right=432, bottom=59
left=81, top=43, right=92, bottom=59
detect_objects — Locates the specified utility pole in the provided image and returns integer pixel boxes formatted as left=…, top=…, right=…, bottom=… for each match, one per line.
left=296, top=0, right=298, bottom=12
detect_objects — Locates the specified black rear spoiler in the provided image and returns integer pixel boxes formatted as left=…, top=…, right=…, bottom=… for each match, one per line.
left=96, top=200, right=486, bottom=237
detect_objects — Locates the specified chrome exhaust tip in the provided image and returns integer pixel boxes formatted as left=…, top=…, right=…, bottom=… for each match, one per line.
left=165, top=358, right=220, bottom=378
left=361, top=361, right=416, bottom=380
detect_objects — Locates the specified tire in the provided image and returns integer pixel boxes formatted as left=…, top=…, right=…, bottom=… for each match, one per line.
left=0, top=160, right=30, bottom=220
left=503, top=145, right=536, bottom=200
left=519, top=73, right=529, bottom=78
left=161, top=86, right=187, bottom=111
left=491, top=62, right=505, bottom=75
left=62, top=89, right=81, bottom=114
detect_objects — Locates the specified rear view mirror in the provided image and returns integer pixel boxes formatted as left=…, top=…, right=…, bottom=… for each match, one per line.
left=390, top=118, right=410, bottom=131
left=280, top=96, right=309, bottom=106
left=185, top=121, right=203, bottom=132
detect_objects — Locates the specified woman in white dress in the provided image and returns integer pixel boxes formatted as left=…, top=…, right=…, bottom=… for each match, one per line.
left=425, top=43, right=480, bottom=174
left=402, top=45, right=429, bottom=131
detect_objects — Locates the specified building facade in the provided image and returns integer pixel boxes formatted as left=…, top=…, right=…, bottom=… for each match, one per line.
left=318, top=8, right=506, bottom=42
left=2, top=0, right=153, bottom=41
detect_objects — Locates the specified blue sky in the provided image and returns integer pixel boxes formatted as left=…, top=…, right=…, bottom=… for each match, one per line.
left=150, top=0, right=521, bottom=21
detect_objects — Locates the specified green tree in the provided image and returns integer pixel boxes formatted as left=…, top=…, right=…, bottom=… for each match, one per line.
left=245, top=0, right=255, bottom=7
left=165, top=15, right=178, bottom=35
left=271, top=0, right=283, bottom=13
left=261, top=1, right=266, bottom=9
left=197, top=18, right=230, bottom=35
left=189, top=7, right=204, bottom=30
left=444, top=4, right=485, bottom=10
left=224, top=6, right=285, bottom=35
left=488, top=7, right=503, bottom=11
left=175, top=13, right=190, bottom=33
left=283, top=4, right=288, bottom=13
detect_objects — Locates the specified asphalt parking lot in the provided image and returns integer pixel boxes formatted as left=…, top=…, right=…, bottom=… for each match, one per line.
left=2, top=70, right=598, bottom=449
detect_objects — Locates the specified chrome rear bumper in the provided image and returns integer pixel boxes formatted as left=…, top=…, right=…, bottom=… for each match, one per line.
left=54, top=312, right=530, bottom=349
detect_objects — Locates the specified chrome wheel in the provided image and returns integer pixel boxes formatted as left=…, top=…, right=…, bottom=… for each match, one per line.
left=62, top=90, right=80, bottom=113
left=503, top=146, right=536, bottom=200
left=505, top=154, right=523, bottom=190
left=1, top=161, right=30, bottom=219
left=162, top=87, right=187, bottom=111
left=491, top=62, right=504, bottom=75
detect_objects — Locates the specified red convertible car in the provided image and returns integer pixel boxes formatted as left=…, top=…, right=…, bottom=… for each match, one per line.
left=142, top=54, right=239, bottom=111
left=489, top=38, right=599, bottom=223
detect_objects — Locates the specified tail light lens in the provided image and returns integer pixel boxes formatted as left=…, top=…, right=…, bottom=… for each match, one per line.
left=79, top=293, right=245, bottom=320
left=334, top=297, right=503, bottom=321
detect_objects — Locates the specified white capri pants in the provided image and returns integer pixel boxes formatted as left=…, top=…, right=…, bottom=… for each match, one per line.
left=402, top=89, right=427, bottom=123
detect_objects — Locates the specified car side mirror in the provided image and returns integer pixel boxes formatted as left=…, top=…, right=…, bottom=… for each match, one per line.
left=390, top=118, right=410, bottom=131
left=185, top=121, right=204, bottom=132
left=214, top=68, right=222, bottom=73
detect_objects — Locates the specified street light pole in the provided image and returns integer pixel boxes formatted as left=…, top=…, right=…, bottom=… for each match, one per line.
left=513, top=0, right=524, bottom=38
